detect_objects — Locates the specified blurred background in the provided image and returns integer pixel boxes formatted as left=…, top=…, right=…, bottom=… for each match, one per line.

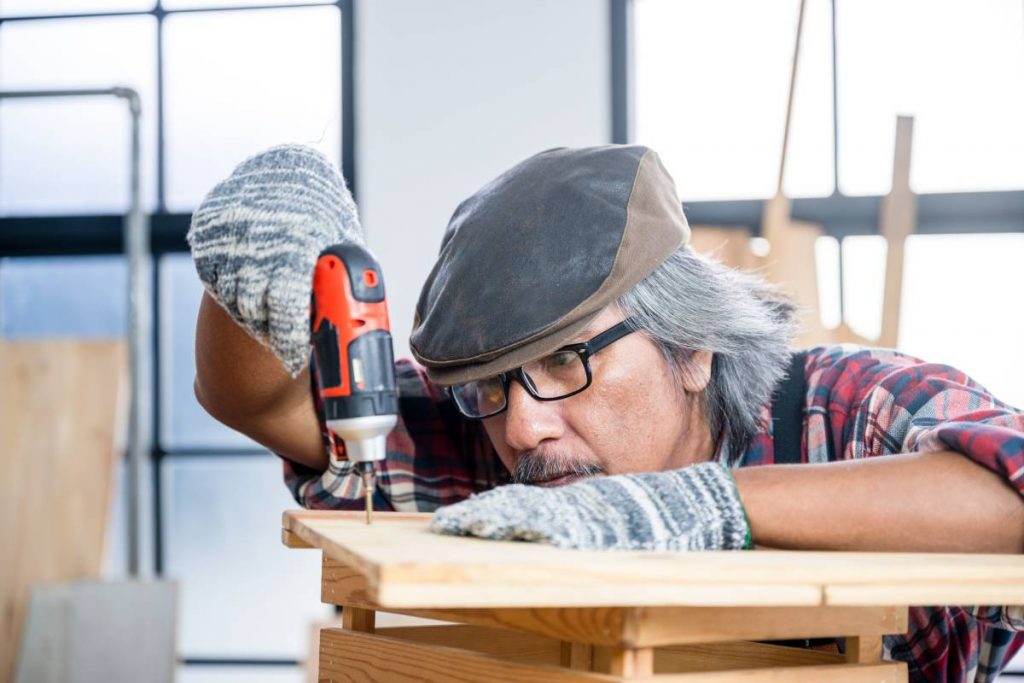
left=0, top=0, right=1022, bottom=680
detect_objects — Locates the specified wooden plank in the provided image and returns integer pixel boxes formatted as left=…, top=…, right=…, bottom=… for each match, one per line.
left=318, top=627, right=620, bottom=682
left=624, top=605, right=907, bottom=648
left=651, top=662, right=906, bottom=682
left=322, top=554, right=377, bottom=606
left=319, top=627, right=905, bottom=682
left=759, top=193, right=827, bottom=348
left=323, top=556, right=906, bottom=647
left=307, top=620, right=341, bottom=683
left=377, top=582, right=822, bottom=610
left=655, top=641, right=842, bottom=673
left=877, top=115, right=917, bottom=349
left=825, top=583, right=1024, bottom=606
left=322, top=555, right=630, bottom=645
left=376, top=624, right=562, bottom=666
left=288, top=511, right=1024, bottom=609
left=1, top=341, right=127, bottom=683
left=283, top=528, right=314, bottom=548
left=689, top=226, right=756, bottom=271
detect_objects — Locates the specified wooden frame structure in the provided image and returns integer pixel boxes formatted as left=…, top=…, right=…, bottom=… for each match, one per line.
left=283, top=511, right=1024, bottom=682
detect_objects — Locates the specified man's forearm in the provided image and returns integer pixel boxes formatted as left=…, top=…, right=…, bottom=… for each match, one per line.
left=733, top=450, right=1024, bottom=553
left=194, top=292, right=328, bottom=470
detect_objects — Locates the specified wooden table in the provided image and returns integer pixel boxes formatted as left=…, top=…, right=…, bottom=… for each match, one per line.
left=283, top=510, right=1024, bottom=682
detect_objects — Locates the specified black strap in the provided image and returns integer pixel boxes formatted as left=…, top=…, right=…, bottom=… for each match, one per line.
left=770, top=351, right=807, bottom=465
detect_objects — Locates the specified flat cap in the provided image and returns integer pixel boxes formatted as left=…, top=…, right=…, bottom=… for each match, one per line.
left=410, top=144, right=690, bottom=385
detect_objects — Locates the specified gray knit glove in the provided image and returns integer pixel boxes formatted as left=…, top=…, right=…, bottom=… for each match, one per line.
left=187, top=145, right=363, bottom=376
left=429, top=462, right=751, bottom=551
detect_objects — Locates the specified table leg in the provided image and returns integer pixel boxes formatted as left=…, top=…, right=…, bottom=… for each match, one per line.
left=593, top=646, right=654, bottom=678
left=560, top=642, right=593, bottom=670
left=845, top=635, right=883, bottom=663
left=342, top=606, right=376, bottom=633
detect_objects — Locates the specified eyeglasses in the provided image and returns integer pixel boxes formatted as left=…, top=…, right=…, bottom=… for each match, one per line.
left=447, top=318, right=637, bottom=419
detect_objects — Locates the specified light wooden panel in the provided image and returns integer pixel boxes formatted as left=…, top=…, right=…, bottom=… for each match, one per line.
left=625, top=605, right=906, bottom=648
left=689, top=226, right=756, bottom=271
left=759, top=193, right=827, bottom=347
left=321, top=555, right=629, bottom=645
left=877, top=116, right=917, bottom=349
left=317, top=628, right=907, bottom=682
left=0, top=341, right=127, bottom=683
left=376, top=624, right=563, bottom=666
left=654, top=641, right=841, bottom=673
left=318, top=627, right=618, bottom=682
left=320, top=555, right=906, bottom=648
left=285, top=511, right=1024, bottom=609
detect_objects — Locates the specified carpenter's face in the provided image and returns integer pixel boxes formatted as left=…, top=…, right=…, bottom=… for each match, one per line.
left=480, top=306, right=715, bottom=486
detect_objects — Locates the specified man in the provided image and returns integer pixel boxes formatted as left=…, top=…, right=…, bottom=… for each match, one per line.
left=189, top=144, right=1024, bottom=681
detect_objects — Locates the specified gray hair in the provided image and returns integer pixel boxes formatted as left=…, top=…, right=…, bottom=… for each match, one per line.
left=616, top=246, right=799, bottom=465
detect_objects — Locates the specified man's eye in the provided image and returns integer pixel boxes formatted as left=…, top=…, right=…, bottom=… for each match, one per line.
left=545, top=351, right=577, bottom=369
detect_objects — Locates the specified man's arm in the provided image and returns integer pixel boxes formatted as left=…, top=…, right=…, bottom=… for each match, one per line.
left=194, top=292, right=328, bottom=471
left=734, top=450, right=1024, bottom=553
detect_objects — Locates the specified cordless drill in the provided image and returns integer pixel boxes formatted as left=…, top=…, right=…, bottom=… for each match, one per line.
left=310, top=244, right=398, bottom=524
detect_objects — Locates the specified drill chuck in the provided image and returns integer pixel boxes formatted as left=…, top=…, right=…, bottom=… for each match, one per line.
left=326, top=414, right=397, bottom=464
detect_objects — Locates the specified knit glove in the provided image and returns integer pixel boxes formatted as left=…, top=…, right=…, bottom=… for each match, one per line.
left=187, top=145, right=363, bottom=376
left=429, top=462, right=752, bottom=551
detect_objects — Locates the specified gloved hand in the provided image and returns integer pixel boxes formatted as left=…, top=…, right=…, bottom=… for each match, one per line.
left=187, top=145, right=363, bottom=376
left=429, top=462, right=751, bottom=551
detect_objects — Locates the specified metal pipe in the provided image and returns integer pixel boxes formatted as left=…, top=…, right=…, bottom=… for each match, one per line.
left=0, top=87, right=151, bottom=578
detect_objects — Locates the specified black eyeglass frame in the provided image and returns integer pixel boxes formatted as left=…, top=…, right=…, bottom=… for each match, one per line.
left=446, top=318, right=638, bottom=420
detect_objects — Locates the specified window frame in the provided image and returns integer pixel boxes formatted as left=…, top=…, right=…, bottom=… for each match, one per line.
left=619, top=0, right=1024, bottom=238
left=0, top=0, right=354, bottom=670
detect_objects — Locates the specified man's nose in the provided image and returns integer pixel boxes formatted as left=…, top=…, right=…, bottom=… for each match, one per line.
left=502, top=379, right=564, bottom=451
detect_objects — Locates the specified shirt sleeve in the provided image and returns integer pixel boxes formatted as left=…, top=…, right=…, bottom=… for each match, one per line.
left=840, top=350, right=1024, bottom=633
left=850, top=356, right=1024, bottom=494
left=280, top=357, right=506, bottom=512
left=885, top=605, right=1024, bottom=682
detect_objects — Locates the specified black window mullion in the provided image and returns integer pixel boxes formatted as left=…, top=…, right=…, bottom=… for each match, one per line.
left=0, top=3, right=352, bottom=668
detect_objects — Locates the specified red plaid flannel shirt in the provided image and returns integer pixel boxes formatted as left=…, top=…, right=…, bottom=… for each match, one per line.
left=281, top=345, right=1024, bottom=682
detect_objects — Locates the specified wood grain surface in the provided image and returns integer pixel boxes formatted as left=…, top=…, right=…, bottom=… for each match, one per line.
left=318, top=555, right=907, bottom=647
left=1, top=341, right=127, bottom=683
left=318, top=628, right=907, bottom=682
left=284, top=510, right=1024, bottom=609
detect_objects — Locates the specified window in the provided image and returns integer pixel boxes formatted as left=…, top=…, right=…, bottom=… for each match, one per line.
left=634, top=0, right=1024, bottom=199
left=634, top=0, right=834, bottom=199
left=837, top=0, right=1024, bottom=195
left=163, top=6, right=341, bottom=210
left=0, top=15, right=158, bottom=214
left=0, top=2, right=351, bottom=675
left=632, top=1, right=1024, bottom=411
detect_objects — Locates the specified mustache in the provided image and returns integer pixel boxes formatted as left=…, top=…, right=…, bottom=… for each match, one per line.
left=511, top=451, right=606, bottom=485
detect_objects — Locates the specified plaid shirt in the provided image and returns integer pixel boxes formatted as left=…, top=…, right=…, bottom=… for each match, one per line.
left=281, top=345, right=1024, bottom=682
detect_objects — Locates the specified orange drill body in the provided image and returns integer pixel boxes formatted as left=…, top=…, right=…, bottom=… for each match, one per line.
left=310, top=244, right=398, bottom=523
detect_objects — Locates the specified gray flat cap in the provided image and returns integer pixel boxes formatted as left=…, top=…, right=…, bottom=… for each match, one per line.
left=410, top=144, right=690, bottom=385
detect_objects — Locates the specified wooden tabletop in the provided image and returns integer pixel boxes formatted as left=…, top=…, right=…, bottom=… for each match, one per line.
left=283, top=510, right=1024, bottom=610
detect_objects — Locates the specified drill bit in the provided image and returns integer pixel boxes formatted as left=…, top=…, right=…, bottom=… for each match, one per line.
left=360, top=466, right=375, bottom=525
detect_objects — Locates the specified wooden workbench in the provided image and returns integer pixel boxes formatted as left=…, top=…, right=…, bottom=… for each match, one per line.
left=283, top=510, right=1024, bottom=682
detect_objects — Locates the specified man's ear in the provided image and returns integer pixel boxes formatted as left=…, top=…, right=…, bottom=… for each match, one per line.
left=680, top=350, right=714, bottom=393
